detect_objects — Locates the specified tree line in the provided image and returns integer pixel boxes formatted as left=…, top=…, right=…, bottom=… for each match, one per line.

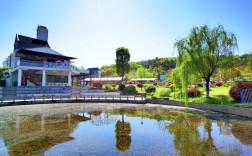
left=101, top=53, right=251, bottom=82
left=101, top=57, right=177, bottom=80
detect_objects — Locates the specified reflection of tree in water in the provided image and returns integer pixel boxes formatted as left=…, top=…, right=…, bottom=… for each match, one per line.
left=1, top=113, right=86, bottom=156
left=231, top=120, right=252, bottom=145
left=167, top=113, right=222, bottom=156
left=115, top=108, right=132, bottom=152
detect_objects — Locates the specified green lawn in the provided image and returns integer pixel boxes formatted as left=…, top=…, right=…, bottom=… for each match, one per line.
left=153, top=85, right=251, bottom=107
left=115, top=83, right=252, bottom=107
left=171, top=86, right=252, bottom=107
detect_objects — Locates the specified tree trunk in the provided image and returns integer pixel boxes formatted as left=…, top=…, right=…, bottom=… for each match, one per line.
left=121, top=76, right=124, bottom=84
left=121, top=71, right=124, bottom=84
left=205, top=78, right=210, bottom=98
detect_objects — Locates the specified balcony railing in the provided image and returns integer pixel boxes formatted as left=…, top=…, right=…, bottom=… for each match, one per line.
left=18, top=60, right=81, bottom=72
left=19, top=60, right=44, bottom=67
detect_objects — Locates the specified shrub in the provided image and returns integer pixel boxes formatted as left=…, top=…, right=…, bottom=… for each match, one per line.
left=229, top=82, right=252, bottom=101
left=187, top=88, right=201, bottom=97
left=136, top=82, right=143, bottom=89
left=145, top=84, right=156, bottom=93
left=122, top=85, right=137, bottom=95
left=112, top=84, right=116, bottom=90
left=197, top=82, right=203, bottom=87
left=92, top=81, right=103, bottom=88
left=173, top=91, right=184, bottom=99
left=158, top=88, right=171, bottom=97
left=104, top=83, right=113, bottom=91
left=153, top=82, right=157, bottom=86
left=143, top=84, right=149, bottom=90
left=118, top=84, right=126, bottom=91
left=215, top=81, right=223, bottom=87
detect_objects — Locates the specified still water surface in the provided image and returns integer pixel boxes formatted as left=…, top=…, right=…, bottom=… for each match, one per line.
left=0, top=103, right=251, bottom=156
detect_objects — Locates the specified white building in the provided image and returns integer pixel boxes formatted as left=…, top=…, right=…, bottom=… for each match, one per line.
left=3, top=25, right=85, bottom=87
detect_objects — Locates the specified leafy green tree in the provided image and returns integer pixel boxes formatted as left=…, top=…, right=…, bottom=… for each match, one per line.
left=100, top=65, right=117, bottom=77
left=150, top=57, right=164, bottom=80
left=219, top=55, right=242, bottom=69
left=128, top=62, right=142, bottom=79
left=101, top=67, right=114, bottom=78
left=241, top=53, right=252, bottom=80
left=115, top=47, right=131, bottom=83
left=129, top=62, right=142, bottom=72
left=0, top=67, right=10, bottom=86
left=140, top=57, right=176, bottom=73
left=175, top=25, right=238, bottom=97
left=216, top=55, right=242, bottom=81
left=162, top=57, right=177, bottom=71
left=217, top=68, right=241, bottom=82
left=0, top=67, right=9, bottom=80
left=136, top=67, right=150, bottom=80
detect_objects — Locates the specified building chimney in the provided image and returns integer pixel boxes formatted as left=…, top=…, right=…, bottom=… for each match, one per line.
left=37, top=25, right=48, bottom=41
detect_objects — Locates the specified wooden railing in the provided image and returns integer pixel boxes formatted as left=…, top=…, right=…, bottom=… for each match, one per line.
left=0, top=94, right=146, bottom=104
left=240, top=89, right=252, bottom=104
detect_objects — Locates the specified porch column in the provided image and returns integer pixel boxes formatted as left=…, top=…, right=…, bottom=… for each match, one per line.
left=42, top=70, right=46, bottom=86
left=68, top=71, right=72, bottom=86
left=7, top=72, right=12, bottom=87
left=17, top=68, right=22, bottom=86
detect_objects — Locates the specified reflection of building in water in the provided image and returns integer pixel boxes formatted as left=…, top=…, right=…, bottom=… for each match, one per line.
left=87, top=111, right=118, bottom=126
left=0, top=113, right=90, bottom=156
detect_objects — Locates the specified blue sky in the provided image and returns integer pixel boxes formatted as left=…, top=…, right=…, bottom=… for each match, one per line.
left=0, top=0, right=252, bottom=68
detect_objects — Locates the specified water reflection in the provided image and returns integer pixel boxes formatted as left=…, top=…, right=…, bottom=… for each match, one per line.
left=231, top=121, right=252, bottom=146
left=115, top=108, right=132, bottom=152
left=167, top=114, right=222, bottom=156
left=0, top=104, right=251, bottom=156
left=1, top=113, right=87, bottom=156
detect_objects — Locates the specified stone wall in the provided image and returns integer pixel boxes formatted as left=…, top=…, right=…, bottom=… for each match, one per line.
left=0, top=99, right=146, bottom=107
left=147, top=99, right=252, bottom=118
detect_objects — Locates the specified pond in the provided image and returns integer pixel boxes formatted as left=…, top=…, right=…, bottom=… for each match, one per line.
left=0, top=103, right=251, bottom=156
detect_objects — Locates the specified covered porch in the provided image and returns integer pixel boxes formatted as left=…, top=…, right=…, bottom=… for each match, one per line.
left=7, top=66, right=79, bottom=87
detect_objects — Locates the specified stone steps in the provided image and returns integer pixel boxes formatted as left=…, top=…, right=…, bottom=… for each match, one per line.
left=2, top=87, right=17, bottom=100
left=71, top=86, right=82, bottom=98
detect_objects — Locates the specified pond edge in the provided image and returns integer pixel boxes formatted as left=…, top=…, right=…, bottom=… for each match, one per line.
left=0, top=98, right=251, bottom=119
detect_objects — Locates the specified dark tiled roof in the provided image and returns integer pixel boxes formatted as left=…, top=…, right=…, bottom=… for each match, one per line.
left=17, top=48, right=76, bottom=60
left=14, top=34, right=49, bottom=50
left=87, top=67, right=99, bottom=70
left=14, top=34, right=76, bottom=59
left=24, top=47, right=64, bottom=56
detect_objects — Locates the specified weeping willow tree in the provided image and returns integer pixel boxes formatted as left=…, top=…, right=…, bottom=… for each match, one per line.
left=174, top=25, right=238, bottom=98
left=171, top=51, right=198, bottom=103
